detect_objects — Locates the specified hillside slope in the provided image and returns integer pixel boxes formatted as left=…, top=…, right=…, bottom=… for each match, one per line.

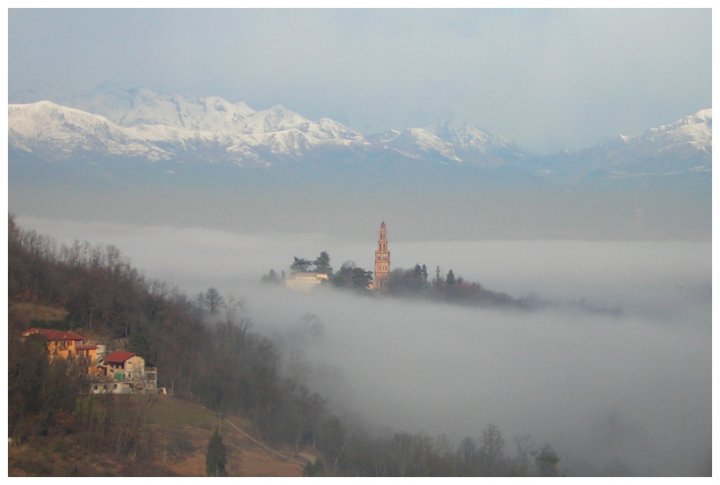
left=8, top=393, right=309, bottom=477
left=8, top=217, right=330, bottom=476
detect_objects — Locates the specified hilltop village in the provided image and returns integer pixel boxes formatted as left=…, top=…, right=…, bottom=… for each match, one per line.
left=264, top=221, right=521, bottom=310
left=281, top=221, right=391, bottom=291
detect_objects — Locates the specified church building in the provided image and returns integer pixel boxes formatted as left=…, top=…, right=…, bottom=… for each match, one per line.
left=374, top=221, right=390, bottom=288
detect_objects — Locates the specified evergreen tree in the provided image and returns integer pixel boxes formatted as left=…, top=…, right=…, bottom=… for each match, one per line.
left=128, top=324, right=153, bottom=360
left=206, top=429, right=228, bottom=477
left=446, top=270, right=456, bottom=286
left=313, top=251, right=333, bottom=275
left=407, top=264, right=425, bottom=292
left=331, top=261, right=371, bottom=290
left=352, top=267, right=373, bottom=290
left=290, top=257, right=312, bottom=273
left=261, top=269, right=280, bottom=284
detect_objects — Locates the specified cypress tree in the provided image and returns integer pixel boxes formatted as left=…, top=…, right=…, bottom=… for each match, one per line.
left=206, top=429, right=227, bottom=477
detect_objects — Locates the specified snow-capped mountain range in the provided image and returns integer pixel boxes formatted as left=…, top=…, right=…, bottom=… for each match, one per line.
left=8, top=87, right=711, bottom=178
left=573, top=108, right=712, bottom=177
left=8, top=93, right=369, bottom=167
left=9, top=87, right=524, bottom=168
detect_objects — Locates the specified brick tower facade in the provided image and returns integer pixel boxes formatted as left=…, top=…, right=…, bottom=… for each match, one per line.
left=374, top=221, right=390, bottom=289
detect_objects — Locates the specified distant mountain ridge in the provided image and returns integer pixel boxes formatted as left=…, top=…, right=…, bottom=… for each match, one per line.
left=8, top=97, right=369, bottom=167
left=8, top=86, right=711, bottom=179
left=575, top=108, right=712, bottom=177
left=8, top=86, right=530, bottom=167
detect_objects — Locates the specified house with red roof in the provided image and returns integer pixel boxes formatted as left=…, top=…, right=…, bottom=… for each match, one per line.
left=22, top=327, right=99, bottom=365
left=22, top=327, right=159, bottom=394
left=92, top=350, right=158, bottom=394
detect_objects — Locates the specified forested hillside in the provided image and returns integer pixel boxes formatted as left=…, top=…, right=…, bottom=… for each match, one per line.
left=9, top=215, right=329, bottom=448
left=8, top=216, right=561, bottom=476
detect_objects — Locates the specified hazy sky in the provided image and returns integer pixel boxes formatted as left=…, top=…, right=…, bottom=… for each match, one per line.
left=8, top=8, right=711, bottom=153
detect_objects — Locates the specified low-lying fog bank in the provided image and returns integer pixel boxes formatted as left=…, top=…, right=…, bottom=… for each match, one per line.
left=16, top=216, right=711, bottom=475
left=240, top=284, right=710, bottom=476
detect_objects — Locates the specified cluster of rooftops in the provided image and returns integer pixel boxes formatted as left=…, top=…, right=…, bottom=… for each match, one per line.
left=21, top=327, right=159, bottom=394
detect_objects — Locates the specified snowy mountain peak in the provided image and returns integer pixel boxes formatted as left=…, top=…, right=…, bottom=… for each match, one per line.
left=375, top=127, right=460, bottom=162
left=433, top=122, right=498, bottom=147
left=116, top=90, right=260, bottom=132
left=10, top=100, right=115, bottom=133
left=618, top=108, right=712, bottom=154
left=8, top=99, right=173, bottom=162
left=575, top=108, right=712, bottom=177
left=693, top=108, right=712, bottom=122
left=242, top=105, right=309, bottom=134
left=203, top=96, right=255, bottom=117
left=428, top=121, right=526, bottom=164
left=14, top=86, right=260, bottom=134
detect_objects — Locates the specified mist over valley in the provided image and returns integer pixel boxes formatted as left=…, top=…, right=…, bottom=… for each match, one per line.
left=14, top=216, right=711, bottom=476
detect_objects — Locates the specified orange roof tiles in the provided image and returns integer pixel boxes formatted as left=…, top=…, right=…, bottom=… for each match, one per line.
left=23, top=327, right=88, bottom=341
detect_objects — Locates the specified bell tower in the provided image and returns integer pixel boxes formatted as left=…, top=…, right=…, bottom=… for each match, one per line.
left=374, top=221, right=390, bottom=288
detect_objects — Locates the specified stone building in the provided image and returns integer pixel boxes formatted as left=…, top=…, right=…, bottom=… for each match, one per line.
left=91, top=350, right=157, bottom=394
left=285, top=272, right=329, bottom=291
